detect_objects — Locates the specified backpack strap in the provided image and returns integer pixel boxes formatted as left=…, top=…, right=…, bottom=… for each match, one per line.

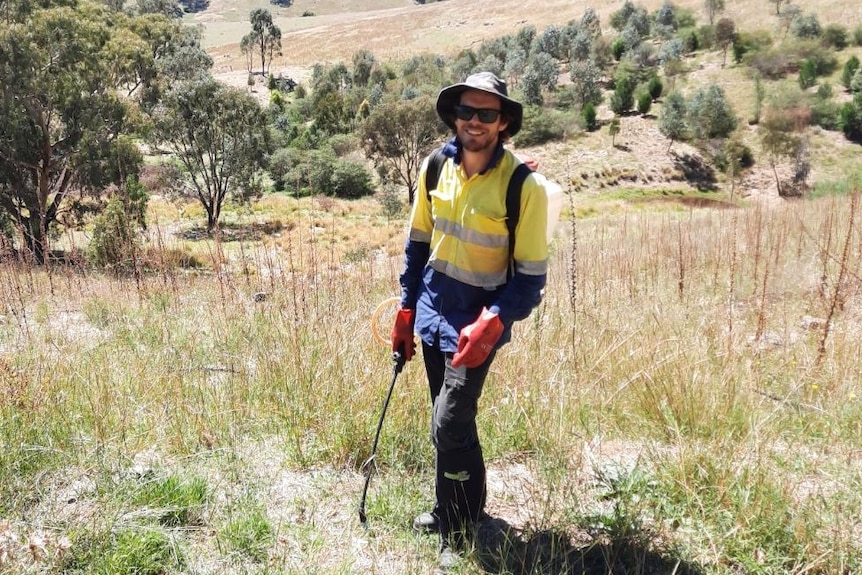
left=506, top=162, right=532, bottom=264
left=424, top=146, right=447, bottom=201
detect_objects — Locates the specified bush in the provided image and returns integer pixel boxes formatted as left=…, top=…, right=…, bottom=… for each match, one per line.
left=87, top=197, right=140, bottom=273
left=810, top=95, right=841, bottom=131
left=822, top=24, right=848, bottom=49
left=791, top=13, right=821, bottom=39
left=515, top=106, right=579, bottom=146
left=732, top=29, right=773, bottom=64
left=799, top=59, right=817, bottom=89
left=840, top=97, right=862, bottom=142
left=648, top=75, right=663, bottom=100
left=377, top=185, right=405, bottom=219
left=612, top=38, right=626, bottom=61
left=697, top=24, right=716, bottom=50
left=747, top=47, right=797, bottom=79
left=853, top=25, right=862, bottom=47
left=636, top=92, right=652, bottom=115
left=327, top=133, right=360, bottom=156
left=747, top=40, right=836, bottom=80
left=842, top=56, right=861, bottom=90
left=87, top=179, right=148, bottom=274
left=329, top=159, right=374, bottom=199
left=583, top=103, right=598, bottom=131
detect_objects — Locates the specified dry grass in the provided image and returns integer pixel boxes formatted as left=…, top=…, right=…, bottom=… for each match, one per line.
left=3, top=189, right=862, bottom=573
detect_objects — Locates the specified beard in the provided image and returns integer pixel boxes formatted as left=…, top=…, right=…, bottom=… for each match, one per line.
left=458, top=128, right=500, bottom=153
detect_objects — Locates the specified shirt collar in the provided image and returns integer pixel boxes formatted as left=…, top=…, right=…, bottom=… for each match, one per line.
left=442, top=136, right=505, bottom=176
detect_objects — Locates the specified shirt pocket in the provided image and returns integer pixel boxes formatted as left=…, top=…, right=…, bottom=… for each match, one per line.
left=459, top=208, right=510, bottom=275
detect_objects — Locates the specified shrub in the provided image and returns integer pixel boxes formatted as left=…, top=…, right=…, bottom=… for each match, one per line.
left=87, top=179, right=148, bottom=274
left=583, top=103, right=598, bottom=131
left=799, top=59, right=817, bottom=89
left=637, top=92, right=652, bottom=115
left=329, top=159, right=374, bottom=199
left=791, top=13, right=821, bottom=39
left=809, top=84, right=838, bottom=131
left=733, top=29, right=773, bottom=64
left=748, top=47, right=797, bottom=79
left=853, top=25, right=862, bottom=46
left=88, top=198, right=139, bottom=273
left=612, top=38, right=626, bottom=61
left=377, top=185, right=405, bottom=219
left=515, top=106, right=578, bottom=146
left=794, top=40, right=838, bottom=75
left=648, top=75, right=663, bottom=100
left=839, top=96, right=862, bottom=142
left=822, top=24, right=848, bottom=49
left=851, top=68, right=862, bottom=94
left=842, top=56, right=860, bottom=90
left=327, top=133, right=360, bottom=156
left=697, top=24, right=716, bottom=50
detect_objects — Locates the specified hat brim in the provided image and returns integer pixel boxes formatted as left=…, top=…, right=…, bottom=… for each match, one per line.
left=436, top=84, right=523, bottom=138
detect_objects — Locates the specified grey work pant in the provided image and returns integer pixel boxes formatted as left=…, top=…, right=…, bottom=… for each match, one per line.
left=422, top=340, right=496, bottom=544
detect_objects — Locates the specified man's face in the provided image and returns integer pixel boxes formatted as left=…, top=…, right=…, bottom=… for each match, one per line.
left=455, top=89, right=509, bottom=153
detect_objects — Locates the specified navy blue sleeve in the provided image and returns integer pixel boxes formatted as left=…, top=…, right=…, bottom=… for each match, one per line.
left=489, top=271, right=547, bottom=326
left=399, top=239, right=430, bottom=309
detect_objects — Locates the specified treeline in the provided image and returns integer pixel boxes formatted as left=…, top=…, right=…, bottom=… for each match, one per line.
left=2, top=0, right=862, bottom=269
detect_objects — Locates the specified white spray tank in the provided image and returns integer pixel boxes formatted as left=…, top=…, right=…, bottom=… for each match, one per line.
left=533, top=173, right=565, bottom=244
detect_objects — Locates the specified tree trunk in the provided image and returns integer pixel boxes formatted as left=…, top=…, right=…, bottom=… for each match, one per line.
left=21, top=214, right=47, bottom=264
left=772, top=159, right=782, bottom=197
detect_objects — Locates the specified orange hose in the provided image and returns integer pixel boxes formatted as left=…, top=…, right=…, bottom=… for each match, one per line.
left=371, top=296, right=401, bottom=346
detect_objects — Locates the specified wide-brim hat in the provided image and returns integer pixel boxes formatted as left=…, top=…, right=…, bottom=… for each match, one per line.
left=436, top=71, right=523, bottom=137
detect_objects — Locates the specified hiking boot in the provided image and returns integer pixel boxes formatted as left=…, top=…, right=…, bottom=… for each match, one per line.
left=413, top=510, right=492, bottom=534
left=436, top=544, right=463, bottom=574
left=413, top=512, right=439, bottom=534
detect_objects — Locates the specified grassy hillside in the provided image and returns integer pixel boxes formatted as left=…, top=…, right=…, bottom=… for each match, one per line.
left=2, top=1, right=862, bottom=574
left=205, top=0, right=862, bottom=211
left=200, top=0, right=862, bottom=66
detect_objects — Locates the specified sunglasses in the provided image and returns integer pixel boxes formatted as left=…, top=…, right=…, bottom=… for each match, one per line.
left=453, top=105, right=501, bottom=123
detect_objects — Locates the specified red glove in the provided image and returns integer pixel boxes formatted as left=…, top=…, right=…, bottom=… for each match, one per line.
left=451, top=308, right=504, bottom=368
left=391, top=308, right=416, bottom=361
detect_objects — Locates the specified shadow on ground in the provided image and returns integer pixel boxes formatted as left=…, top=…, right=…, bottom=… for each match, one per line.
left=473, top=517, right=704, bottom=575
left=671, top=151, right=717, bottom=192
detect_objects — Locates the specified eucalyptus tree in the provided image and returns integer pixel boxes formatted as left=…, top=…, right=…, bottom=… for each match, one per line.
left=243, top=8, right=281, bottom=75
left=687, top=83, right=737, bottom=141
left=704, top=0, right=725, bottom=26
left=151, top=79, right=271, bottom=232
left=0, top=0, right=146, bottom=261
left=658, top=91, right=688, bottom=150
left=568, top=59, right=603, bottom=109
left=580, top=8, right=601, bottom=38
left=359, top=95, right=446, bottom=204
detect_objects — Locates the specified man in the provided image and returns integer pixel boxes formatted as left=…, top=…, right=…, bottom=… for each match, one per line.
left=391, top=71, right=550, bottom=571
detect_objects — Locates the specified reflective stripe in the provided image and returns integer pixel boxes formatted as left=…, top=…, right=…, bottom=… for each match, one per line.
left=409, top=228, right=432, bottom=243
left=515, top=259, right=548, bottom=275
left=443, top=470, right=471, bottom=482
left=435, top=218, right=508, bottom=249
left=431, top=259, right=507, bottom=288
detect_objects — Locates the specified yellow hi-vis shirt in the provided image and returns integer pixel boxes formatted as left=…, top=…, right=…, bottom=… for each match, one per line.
left=408, top=149, right=549, bottom=290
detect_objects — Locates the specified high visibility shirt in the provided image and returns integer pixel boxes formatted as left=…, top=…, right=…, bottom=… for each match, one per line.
left=399, top=139, right=548, bottom=353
